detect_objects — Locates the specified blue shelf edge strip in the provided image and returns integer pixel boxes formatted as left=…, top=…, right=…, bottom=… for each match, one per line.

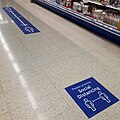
left=3, top=7, right=40, bottom=34
left=35, top=0, right=120, bottom=45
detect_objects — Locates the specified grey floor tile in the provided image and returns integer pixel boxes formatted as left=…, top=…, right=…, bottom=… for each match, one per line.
left=0, top=94, right=9, bottom=115
left=36, top=91, right=70, bottom=119
left=0, top=112, right=12, bottom=120
left=0, top=0, right=120, bottom=120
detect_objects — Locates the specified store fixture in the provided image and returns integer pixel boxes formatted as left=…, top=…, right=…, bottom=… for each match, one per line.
left=31, top=0, right=120, bottom=44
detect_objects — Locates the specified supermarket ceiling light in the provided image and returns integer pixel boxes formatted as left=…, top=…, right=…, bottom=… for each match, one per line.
left=26, top=90, right=38, bottom=110
left=0, top=14, right=9, bottom=24
left=19, top=75, right=28, bottom=89
left=8, top=52, right=14, bottom=60
left=0, top=37, right=10, bottom=52
left=13, top=62, right=20, bottom=73
left=19, top=75, right=38, bottom=110
left=0, top=21, right=9, bottom=24
left=1, top=36, right=6, bottom=44
left=4, top=44, right=9, bottom=52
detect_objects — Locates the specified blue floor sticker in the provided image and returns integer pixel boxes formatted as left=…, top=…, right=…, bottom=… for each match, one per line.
left=3, top=7, right=40, bottom=34
left=65, top=77, right=119, bottom=118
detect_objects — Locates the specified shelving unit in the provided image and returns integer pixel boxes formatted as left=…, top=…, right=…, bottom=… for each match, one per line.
left=88, top=1, right=120, bottom=11
left=32, top=0, right=120, bottom=44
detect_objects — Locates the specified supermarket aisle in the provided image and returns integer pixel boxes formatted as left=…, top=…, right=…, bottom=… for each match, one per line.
left=0, top=0, right=120, bottom=120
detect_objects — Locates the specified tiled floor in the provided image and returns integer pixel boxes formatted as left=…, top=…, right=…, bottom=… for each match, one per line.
left=0, top=0, right=120, bottom=120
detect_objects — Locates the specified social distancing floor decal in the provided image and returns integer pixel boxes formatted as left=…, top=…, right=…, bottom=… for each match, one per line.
left=65, top=77, right=119, bottom=118
left=3, top=7, right=40, bottom=34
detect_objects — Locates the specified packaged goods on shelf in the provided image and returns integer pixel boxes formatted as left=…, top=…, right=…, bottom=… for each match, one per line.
left=73, top=2, right=81, bottom=11
left=109, top=0, right=120, bottom=6
left=117, top=18, right=120, bottom=30
left=92, top=9, right=103, bottom=19
left=101, top=0, right=110, bottom=5
left=31, top=0, right=120, bottom=44
left=46, top=0, right=120, bottom=30
left=64, top=0, right=72, bottom=8
left=82, top=5, right=89, bottom=14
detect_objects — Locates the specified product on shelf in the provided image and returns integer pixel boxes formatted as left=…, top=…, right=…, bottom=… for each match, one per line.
left=56, top=0, right=64, bottom=5
left=109, top=0, right=120, bottom=6
left=92, top=9, right=103, bottom=19
left=118, top=19, right=120, bottom=30
left=56, top=0, right=72, bottom=7
left=72, top=2, right=89, bottom=14
left=64, top=0, right=72, bottom=8
left=101, top=0, right=109, bottom=5
left=91, top=8, right=120, bottom=28
left=45, top=0, right=120, bottom=30
left=73, top=2, right=81, bottom=11
left=82, top=5, right=89, bottom=14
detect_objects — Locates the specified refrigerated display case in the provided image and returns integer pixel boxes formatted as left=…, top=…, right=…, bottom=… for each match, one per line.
left=31, top=0, right=120, bottom=45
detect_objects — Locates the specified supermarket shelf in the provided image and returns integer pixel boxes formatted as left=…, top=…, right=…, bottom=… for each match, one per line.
left=106, top=5, right=120, bottom=11
left=88, top=1, right=120, bottom=11
left=34, top=0, right=120, bottom=44
left=88, top=1, right=102, bottom=6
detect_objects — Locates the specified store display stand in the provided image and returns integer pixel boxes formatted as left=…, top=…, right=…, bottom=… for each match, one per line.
left=33, top=0, right=120, bottom=45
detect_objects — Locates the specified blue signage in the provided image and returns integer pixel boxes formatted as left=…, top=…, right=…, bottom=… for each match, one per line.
left=3, top=7, right=40, bottom=34
left=65, top=77, right=119, bottom=118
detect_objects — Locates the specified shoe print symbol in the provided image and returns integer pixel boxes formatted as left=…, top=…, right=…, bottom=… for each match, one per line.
left=84, top=91, right=111, bottom=111
left=25, top=26, right=34, bottom=33
left=84, top=98, right=96, bottom=111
